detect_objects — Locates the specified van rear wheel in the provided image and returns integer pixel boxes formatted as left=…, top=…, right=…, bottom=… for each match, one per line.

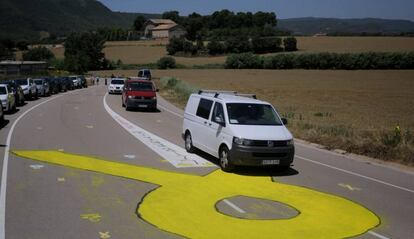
left=219, top=146, right=235, bottom=172
left=185, top=132, right=195, bottom=153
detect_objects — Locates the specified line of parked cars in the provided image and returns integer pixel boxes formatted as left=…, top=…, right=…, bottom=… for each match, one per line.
left=0, top=75, right=87, bottom=123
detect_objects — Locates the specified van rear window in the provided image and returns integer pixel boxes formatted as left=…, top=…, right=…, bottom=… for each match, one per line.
left=196, top=98, right=213, bottom=119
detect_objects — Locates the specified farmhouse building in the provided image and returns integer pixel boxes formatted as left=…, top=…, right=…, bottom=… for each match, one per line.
left=0, top=61, right=48, bottom=75
left=144, top=19, right=187, bottom=39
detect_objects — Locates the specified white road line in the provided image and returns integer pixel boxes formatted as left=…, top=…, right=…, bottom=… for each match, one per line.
left=296, top=155, right=414, bottom=194
left=0, top=93, right=67, bottom=239
left=223, top=199, right=246, bottom=214
left=368, top=231, right=391, bottom=239
left=103, top=93, right=215, bottom=168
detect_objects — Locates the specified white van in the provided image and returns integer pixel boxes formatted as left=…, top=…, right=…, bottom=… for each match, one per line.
left=182, top=90, right=295, bottom=172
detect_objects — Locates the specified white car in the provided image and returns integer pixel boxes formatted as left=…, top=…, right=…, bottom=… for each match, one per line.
left=182, top=90, right=295, bottom=172
left=0, top=84, right=16, bottom=113
left=33, top=78, right=50, bottom=96
left=69, top=76, right=81, bottom=89
left=15, top=78, right=37, bottom=99
left=108, top=78, right=125, bottom=94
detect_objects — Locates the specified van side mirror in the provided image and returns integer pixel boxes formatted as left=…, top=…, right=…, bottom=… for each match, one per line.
left=282, top=118, right=288, bottom=125
left=215, top=116, right=225, bottom=127
left=156, top=89, right=159, bottom=92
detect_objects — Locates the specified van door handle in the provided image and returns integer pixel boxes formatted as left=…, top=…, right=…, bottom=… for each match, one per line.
left=204, top=121, right=207, bottom=124
left=208, top=123, right=212, bottom=126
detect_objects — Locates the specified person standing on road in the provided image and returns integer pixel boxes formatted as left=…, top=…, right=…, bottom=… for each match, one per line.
left=97, top=77, right=100, bottom=85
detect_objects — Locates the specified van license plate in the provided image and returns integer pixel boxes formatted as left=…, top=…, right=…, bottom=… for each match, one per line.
left=138, top=104, right=148, bottom=108
left=262, top=160, right=280, bottom=165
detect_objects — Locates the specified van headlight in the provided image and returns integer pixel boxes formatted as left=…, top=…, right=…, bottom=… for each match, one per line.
left=152, top=96, right=157, bottom=100
left=128, top=95, right=134, bottom=99
left=233, top=137, right=254, bottom=146
left=286, top=139, right=294, bottom=146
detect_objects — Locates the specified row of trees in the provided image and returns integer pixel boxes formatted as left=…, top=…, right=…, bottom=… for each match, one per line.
left=162, top=10, right=281, bottom=41
left=225, top=52, right=414, bottom=69
left=166, top=37, right=297, bottom=56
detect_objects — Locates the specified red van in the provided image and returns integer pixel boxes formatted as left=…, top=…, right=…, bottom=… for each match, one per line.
left=122, top=79, right=158, bottom=111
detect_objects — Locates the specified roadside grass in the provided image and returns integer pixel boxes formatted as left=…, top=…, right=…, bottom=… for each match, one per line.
left=91, top=69, right=414, bottom=166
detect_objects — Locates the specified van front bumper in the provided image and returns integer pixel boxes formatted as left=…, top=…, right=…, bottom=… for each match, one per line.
left=230, top=143, right=294, bottom=166
left=126, top=98, right=157, bottom=109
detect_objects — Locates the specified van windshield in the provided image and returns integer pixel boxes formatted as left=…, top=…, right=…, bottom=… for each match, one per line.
left=0, top=87, right=7, bottom=95
left=226, top=103, right=282, bottom=126
left=15, top=79, right=27, bottom=85
left=128, top=82, right=153, bottom=91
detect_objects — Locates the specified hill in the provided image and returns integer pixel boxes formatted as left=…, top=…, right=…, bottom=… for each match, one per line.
left=278, top=17, right=414, bottom=35
left=0, top=0, right=158, bottom=40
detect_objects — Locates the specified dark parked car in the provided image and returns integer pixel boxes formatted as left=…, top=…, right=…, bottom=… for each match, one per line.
left=4, top=80, right=25, bottom=106
left=61, top=77, right=74, bottom=91
left=79, top=75, right=87, bottom=88
left=44, top=77, right=59, bottom=94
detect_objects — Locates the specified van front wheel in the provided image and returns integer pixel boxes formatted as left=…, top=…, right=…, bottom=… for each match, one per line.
left=219, top=146, right=235, bottom=172
left=185, top=132, right=195, bottom=153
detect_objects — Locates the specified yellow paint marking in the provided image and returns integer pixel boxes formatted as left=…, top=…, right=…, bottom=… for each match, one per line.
left=99, top=231, right=111, bottom=239
left=339, top=183, right=362, bottom=191
left=57, top=177, right=65, bottom=182
left=13, top=150, right=379, bottom=239
left=80, top=213, right=102, bottom=223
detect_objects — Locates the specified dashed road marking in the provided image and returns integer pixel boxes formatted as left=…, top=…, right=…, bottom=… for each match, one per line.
left=36, top=126, right=43, bottom=130
left=29, top=165, right=44, bottom=170
left=99, top=231, right=111, bottom=239
left=86, top=125, right=94, bottom=129
left=80, top=213, right=102, bottom=223
left=223, top=199, right=246, bottom=214
left=103, top=93, right=215, bottom=168
left=368, top=231, right=390, bottom=239
left=123, top=154, right=136, bottom=159
left=338, top=183, right=361, bottom=191
left=57, top=177, right=65, bottom=182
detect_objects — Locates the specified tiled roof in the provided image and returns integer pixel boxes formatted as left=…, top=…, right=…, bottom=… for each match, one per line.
left=152, top=23, right=178, bottom=31
left=148, top=19, right=176, bottom=25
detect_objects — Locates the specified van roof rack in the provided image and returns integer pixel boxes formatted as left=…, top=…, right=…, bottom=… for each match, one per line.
left=198, top=89, right=257, bottom=99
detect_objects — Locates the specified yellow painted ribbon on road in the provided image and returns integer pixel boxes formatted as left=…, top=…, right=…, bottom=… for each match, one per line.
left=13, top=150, right=379, bottom=239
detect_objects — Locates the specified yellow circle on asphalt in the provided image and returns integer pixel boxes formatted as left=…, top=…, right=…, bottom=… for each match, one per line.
left=14, top=150, right=380, bottom=239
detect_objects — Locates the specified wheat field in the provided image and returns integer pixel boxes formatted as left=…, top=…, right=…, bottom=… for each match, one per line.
left=52, top=37, right=414, bottom=67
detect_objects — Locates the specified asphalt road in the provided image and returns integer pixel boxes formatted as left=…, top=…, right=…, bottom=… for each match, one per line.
left=0, top=85, right=413, bottom=239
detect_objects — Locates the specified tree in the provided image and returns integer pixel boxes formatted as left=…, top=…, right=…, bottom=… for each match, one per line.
left=64, top=32, right=106, bottom=74
left=157, top=56, right=176, bottom=69
left=22, top=46, right=54, bottom=61
left=283, top=37, right=298, bottom=52
left=134, top=16, right=147, bottom=31
left=162, top=11, right=181, bottom=23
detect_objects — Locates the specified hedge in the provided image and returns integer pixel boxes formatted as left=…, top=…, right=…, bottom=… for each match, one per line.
left=226, top=52, right=414, bottom=70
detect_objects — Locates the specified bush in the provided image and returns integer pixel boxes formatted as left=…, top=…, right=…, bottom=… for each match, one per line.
left=284, top=37, right=297, bottom=52
left=159, top=77, right=199, bottom=100
left=225, top=37, right=251, bottom=53
left=251, top=37, right=282, bottom=54
left=225, top=53, right=263, bottom=69
left=234, top=52, right=414, bottom=70
left=22, top=46, right=54, bottom=61
left=207, top=39, right=226, bottom=55
left=157, top=56, right=176, bottom=69
left=167, top=37, right=197, bottom=55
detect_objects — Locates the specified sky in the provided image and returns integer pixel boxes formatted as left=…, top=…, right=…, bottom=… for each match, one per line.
left=99, top=0, right=414, bottom=21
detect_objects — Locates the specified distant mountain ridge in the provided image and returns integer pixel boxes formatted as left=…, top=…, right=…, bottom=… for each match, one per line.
left=278, top=17, right=414, bottom=35
left=0, top=0, right=159, bottom=40
left=1, top=0, right=414, bottom=40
